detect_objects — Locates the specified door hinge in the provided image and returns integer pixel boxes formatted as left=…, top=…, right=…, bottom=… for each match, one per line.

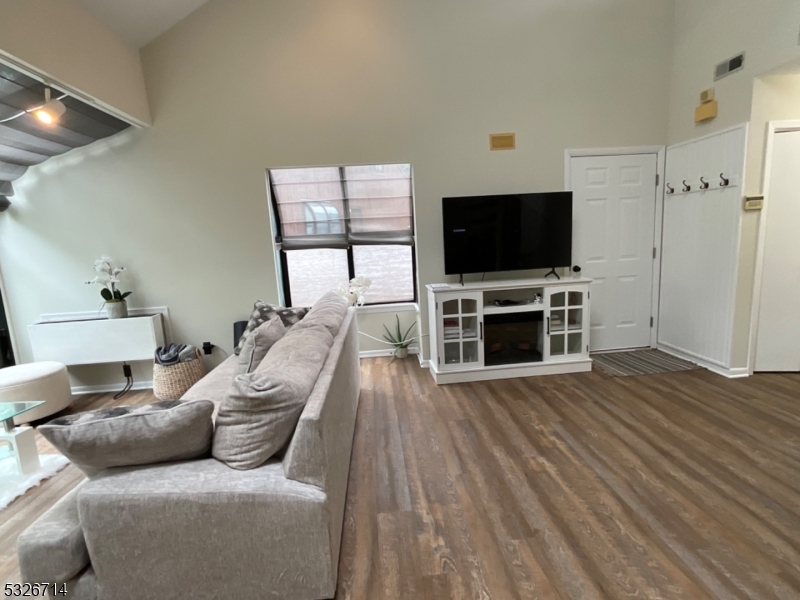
left=438, top=356, right=441, bottom=365
left=435, top=302, right=438, bottom=311
left=653, top=247, right=657, bottom=259
left=650, top=316, right=654, bottom=327
left=588, top=291, right=590, bottom=300
left=656, top=173, right=660, bottom=187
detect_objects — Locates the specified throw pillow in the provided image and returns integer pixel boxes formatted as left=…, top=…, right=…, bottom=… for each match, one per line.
left=234, top=301, right=310, bottom=355
left=39, top=400, right=214, bottom=476
left=213, top=323, right=335, bottom=470
left=235, top=316, right=288, bottom=376
left=295, top=291, right=348, bottom=338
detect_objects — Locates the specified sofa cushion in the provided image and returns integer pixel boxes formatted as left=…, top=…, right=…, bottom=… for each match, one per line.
left=16, top=485, right=89, bottom=584
left=295, top=291, right=348, bottom=337
left=235, top=316, right=288, bottom=376
left=39, top=400, right=214, bottom=476
left=234, top=301, right=310, bottom=355
left=213, top=322, right=335, bottom=470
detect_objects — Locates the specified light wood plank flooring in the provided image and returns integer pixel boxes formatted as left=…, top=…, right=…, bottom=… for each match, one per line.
left=3, top=361, right=800, bottom=599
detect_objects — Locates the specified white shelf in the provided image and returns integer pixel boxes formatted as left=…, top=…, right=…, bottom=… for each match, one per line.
left=483, top=303, right=544, bottom=315
left=28, top=314, right=166, bottom=366
left=427, top=277, right=591, bottom=293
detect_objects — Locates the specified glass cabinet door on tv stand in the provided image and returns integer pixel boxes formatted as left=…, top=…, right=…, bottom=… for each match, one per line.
left=437, top=292, right=484, bottom=371
left=545, top=286, right=589, bottom=361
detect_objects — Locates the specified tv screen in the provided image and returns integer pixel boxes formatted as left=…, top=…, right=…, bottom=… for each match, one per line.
left=442, top=192, right=573, bottom=275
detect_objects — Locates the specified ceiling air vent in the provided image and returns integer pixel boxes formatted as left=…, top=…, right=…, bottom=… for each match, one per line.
left=714, top=53, right=745, bottom=81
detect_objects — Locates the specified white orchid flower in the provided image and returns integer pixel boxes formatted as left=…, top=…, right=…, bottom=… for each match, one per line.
left=331, top=276, right=372, bottom=307
left=351, top=276, right=372, bottom=287
left=87, top=256, right=131, bottom=301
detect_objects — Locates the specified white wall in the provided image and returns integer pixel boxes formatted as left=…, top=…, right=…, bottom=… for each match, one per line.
left=668, top=0, right=800, bottom=368
left=0, top=0, right=675, bottom=385
left=0, top=0, right=151, bottom=125
left=668, top=0, right=800, bottom=145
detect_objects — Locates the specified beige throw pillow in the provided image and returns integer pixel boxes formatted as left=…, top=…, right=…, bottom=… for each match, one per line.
left=39, top=400, right=214, bottom=477
left=299, top=291, right=348, bottom=337
left=213, top=293, right=348, bottom=470
left=213, top=323, right=334, bottom=469
left=235, top=316, right=288, bottom=376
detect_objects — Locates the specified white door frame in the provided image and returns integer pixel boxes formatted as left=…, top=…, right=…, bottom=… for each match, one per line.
left=564, top=145, right=666, bottom=349
left=747, top=120, right=800, bottom=375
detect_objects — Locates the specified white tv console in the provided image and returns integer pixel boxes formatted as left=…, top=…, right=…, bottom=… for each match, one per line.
left=427, top=278, right=592, bottom=384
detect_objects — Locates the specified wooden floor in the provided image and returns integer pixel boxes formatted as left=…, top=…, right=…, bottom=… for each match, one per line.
left=3, top=361, right=800, bottom=599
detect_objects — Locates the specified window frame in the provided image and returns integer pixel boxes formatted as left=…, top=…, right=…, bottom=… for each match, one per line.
left=268, top=164, right=418, bottom=308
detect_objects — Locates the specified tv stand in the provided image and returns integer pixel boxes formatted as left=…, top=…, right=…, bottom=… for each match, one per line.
left=427, top=277, right=592, bottom=384
left=544, top=267, right=560, bottom=280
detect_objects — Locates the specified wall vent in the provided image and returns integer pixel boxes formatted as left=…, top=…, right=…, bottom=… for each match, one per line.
left=714, top=53, right=745, bottom=81
left=489, top=133, right=516, bottom=151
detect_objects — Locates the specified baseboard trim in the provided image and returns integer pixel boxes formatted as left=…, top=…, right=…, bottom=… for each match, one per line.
left=707, top=366, right=750, bottom=379
left=72, top=380, right=154, bottom=395
left=360, top=347, right=420, bottom=359
left=657, top=344, right=749, bottom=379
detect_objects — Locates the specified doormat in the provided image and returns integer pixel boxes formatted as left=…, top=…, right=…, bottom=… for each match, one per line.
left=592, top=349, right=699, bottom=377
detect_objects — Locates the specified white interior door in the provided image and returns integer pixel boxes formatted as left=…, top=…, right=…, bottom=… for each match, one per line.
left=570, top=154, right=658, bottom=351
left=755, top=129, right=800, bottom=372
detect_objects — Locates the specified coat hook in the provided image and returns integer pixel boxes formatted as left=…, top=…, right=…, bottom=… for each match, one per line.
left=682, top=180, right=691, bottom=192
left=699, top=177, right=709, bottom=190
left=666, top=183, right=674, bottom=195
left=720, top=173, right=730, bottom=187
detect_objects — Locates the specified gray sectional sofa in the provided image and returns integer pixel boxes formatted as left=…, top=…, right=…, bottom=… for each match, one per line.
left=17, top=307, right=361, bottom=600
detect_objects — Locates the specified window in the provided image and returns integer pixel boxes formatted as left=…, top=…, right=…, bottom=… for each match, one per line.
left=269, top=164, right=416, bottom=306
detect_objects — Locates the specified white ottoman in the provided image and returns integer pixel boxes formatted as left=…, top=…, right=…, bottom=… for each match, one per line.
left=0, top=362, right=73, bottom=424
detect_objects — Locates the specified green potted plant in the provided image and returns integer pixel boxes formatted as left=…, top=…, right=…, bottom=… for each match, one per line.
left=86, top=256, right=132, bottom=319
left=382, top=315, right=418, bottom=360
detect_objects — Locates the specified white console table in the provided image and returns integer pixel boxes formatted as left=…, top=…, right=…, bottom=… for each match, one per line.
left=427, top=278, right=592, bottom=384
left=28, top=314, right=165, bottom=366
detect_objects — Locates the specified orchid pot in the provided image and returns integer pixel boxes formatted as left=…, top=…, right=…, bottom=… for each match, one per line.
left=86, top=256, right=133, bottom=319
left=105, top=299, right=128, bottom=319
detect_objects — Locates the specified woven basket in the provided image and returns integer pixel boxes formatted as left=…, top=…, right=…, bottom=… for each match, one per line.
left=153, top=349, right=207, bottom=400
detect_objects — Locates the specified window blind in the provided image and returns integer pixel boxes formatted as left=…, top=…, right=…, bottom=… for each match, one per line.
left=270, top=164, right=413, bottom=250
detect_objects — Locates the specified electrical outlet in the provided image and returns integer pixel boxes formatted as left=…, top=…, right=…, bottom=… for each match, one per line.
left=202, top=342, right=214, bottom=355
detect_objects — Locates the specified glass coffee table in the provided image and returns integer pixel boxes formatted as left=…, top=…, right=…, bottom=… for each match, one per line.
left=0, top=401, right=44, bottom=475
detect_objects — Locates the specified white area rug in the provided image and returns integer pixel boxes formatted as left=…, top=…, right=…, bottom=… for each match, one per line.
left=0, top=453, right=70, bottom=510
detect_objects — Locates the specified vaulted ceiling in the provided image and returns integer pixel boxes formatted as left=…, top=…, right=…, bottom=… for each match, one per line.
left=70, top=0, right=213, bottom=48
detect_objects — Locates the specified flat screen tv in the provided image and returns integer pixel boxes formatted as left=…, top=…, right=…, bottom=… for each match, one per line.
left=442, top=192, right=573, bottom=275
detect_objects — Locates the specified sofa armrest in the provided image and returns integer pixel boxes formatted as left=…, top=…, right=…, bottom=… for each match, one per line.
left=17, top=485, right=89, bottom=584
left=77, top=459, right=337, bottom=600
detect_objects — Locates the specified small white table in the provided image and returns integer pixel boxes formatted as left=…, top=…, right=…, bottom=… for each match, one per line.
left=0, top=401, right=44, bottom=475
